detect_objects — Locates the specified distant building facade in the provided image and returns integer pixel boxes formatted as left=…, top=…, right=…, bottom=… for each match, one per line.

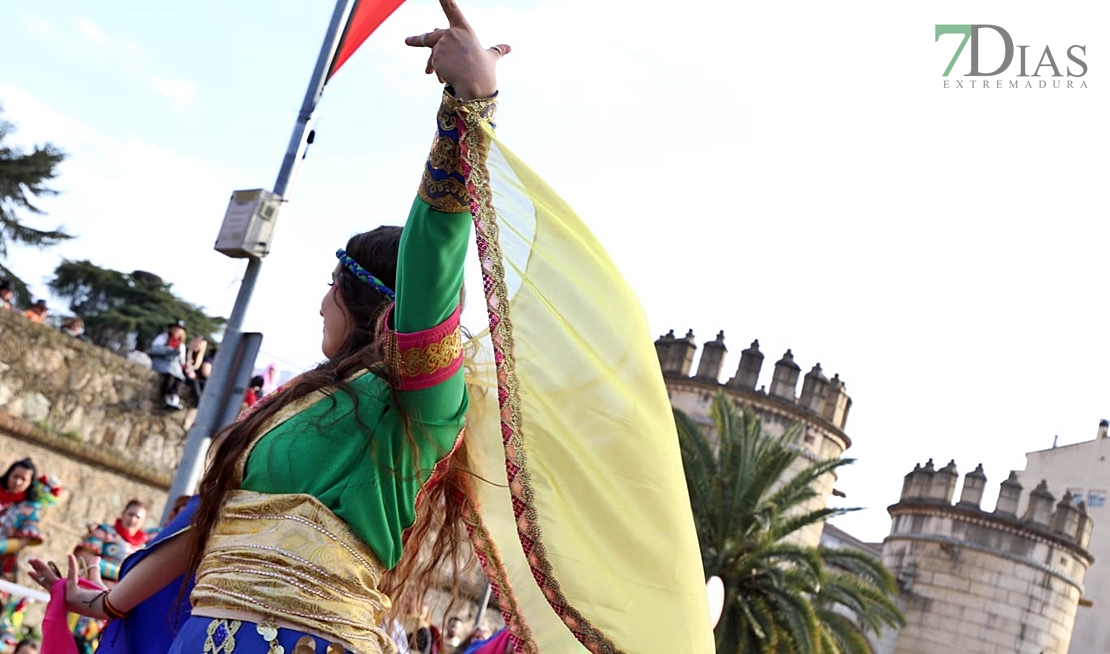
left=1017, top=420, right=1110, bottom=654
left=879, top=460, right=1093, bottom=654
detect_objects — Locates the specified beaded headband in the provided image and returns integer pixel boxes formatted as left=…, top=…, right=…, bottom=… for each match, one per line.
left=335, top=249, right=395, bottom=300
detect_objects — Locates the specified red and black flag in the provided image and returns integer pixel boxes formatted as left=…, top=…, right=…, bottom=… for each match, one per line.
left=327, top=0, right=408, bottom=80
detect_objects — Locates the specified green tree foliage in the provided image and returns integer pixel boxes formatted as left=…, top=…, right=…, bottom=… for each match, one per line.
left=0, top=106, right=71, bottom=306
left=49, top=259, right=225, bottom=353
left=675, top=393, right=904, bottom=654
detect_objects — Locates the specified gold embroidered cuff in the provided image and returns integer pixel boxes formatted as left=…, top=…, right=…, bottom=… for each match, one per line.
left=417, top=88, right=498, bottom=214
left=386, top=304, right=464, bottom=391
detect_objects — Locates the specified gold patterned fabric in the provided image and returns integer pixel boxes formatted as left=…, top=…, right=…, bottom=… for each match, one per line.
left=190, top=491, right=393, bottom=654
left=386, top=304, right=464, bottom=390
left=417, top=88, right=497, bottom=213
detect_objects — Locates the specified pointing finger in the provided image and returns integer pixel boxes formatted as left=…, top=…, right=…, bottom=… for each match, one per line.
left=405, top=29, right=446, bottom=48
left=438, top=0, right=472, bottom=30
left=489, top=44, right=511, bottom=58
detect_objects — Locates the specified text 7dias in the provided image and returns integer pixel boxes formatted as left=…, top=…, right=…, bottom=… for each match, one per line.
left=935, top=25, right=1087, bottom=78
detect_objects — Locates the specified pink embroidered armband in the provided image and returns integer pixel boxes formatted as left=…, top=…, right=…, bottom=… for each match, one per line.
left=387, top=305, right=464, bottom=391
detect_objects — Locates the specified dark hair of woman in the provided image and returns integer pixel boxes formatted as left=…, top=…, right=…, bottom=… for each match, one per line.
left=1, top=458, right=39, bottom=503
left=186, top=224, right=474, bottom=608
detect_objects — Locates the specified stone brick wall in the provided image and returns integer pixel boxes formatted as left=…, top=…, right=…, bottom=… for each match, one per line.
left=0, top=308, right=194, bottom=471
left=0, top=308, right=193, bottom=596
left=883, top=535, right=1084, bottom=654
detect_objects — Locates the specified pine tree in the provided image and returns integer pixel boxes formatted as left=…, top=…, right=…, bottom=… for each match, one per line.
left=0, top=105, right=71, bottom=307
left=50, top=260, right=225, bottom=353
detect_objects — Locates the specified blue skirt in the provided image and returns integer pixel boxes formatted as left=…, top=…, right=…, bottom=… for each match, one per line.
left=165, top=617, right=354, bottom=654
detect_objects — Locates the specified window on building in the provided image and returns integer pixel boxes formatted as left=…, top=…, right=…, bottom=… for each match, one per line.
left=1067, top=488, right=1086, bottom=506
left=1088, top=490, right=1107, bottom=508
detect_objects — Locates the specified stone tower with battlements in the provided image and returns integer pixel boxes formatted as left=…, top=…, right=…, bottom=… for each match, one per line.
left=880, top=460, right=1093, bottom=654
left=654, top=329, right=852, bottom=547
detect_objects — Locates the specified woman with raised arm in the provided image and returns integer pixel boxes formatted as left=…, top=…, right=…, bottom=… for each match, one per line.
left=32, top=1, right=717, bottom=651
left=30, top=2, right=506, bottom=652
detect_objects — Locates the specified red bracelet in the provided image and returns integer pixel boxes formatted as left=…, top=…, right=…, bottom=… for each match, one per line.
left=102, top=592, right=127, bottom=620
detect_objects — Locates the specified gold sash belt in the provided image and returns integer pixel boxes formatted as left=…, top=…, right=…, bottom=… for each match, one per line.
left=191, top=491, right=394, bottom=654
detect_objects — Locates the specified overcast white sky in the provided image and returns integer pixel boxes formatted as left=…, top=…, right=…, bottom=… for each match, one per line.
left=1, top=1, right=1107, bottom=542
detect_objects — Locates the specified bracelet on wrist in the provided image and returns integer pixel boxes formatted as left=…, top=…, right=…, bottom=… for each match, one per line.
left=102, top=592, right=128, bottom=620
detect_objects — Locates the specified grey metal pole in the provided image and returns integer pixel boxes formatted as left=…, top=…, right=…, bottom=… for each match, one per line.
left=162, top=0, right=356, bottom=522
left=472, top=581, right=493, bottom=634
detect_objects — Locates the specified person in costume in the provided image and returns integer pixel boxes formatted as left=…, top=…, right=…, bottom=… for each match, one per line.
left=31, top=3, right=508, bottom=653
left=0, top=459, right=46, bottom=581
left=70, top=500, right=156, bottom=654
left=0, top=459, right=61, bottom=648
left=73, top=500, right=155, bottom=585
left=31, top=1, right=718, bottom=651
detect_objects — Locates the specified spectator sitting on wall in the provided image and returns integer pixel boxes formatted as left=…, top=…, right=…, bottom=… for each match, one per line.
left=22, top=300, right=46, bottom=325
left=196, top=352, right=214, bottom=396
left=148, top=320, right=194, bottom=410
left=186, top=337, right=208, bottom=405
left=60, top=316, right=86, bottom=339
left=0, top=282, right=14, bottom=312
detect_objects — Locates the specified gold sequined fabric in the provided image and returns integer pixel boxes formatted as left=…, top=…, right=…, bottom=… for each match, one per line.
left=417, top=88, right=498, bottom=213
left=190, top=491, right=394, bottom=654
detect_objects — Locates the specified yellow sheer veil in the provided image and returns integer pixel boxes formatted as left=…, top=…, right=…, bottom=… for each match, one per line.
left=460, top=123, right=714, bottom=654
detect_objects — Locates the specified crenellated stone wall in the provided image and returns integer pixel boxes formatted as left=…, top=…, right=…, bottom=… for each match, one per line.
left=656, top=329, right=853, bottom=548
left=881, top=461, right=1093, bottom=654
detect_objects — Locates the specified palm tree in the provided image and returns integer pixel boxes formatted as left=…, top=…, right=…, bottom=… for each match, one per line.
left=674, top=393, right=904, bottom=653
left=814, top=548, right=905, bottom=653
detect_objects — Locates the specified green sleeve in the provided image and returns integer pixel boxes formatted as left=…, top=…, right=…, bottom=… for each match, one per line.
left=394, top=199, right=470, bottom=333
left=390, top=88, right=497, bottom=427
left=391, top=197, right=470, bottom=427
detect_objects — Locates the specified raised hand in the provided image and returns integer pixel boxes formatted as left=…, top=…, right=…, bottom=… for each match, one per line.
left=27, top=554, right=111, bottom=619
left=405, top=0, right=510, bottom=100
